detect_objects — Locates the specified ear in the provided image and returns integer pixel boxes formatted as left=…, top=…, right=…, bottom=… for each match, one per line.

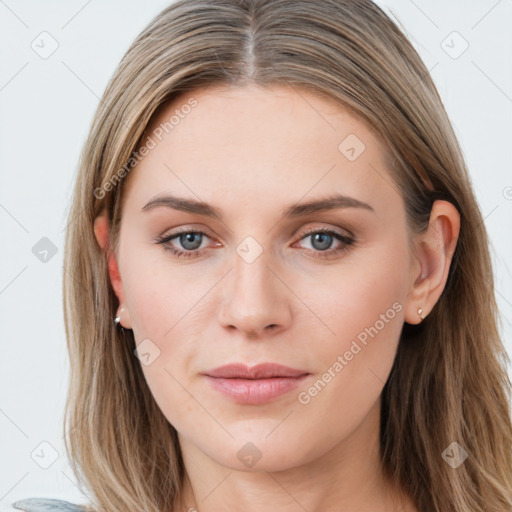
left=404, top=200, right=460, bottom=325
left=93, top=209, right=132, bottom=328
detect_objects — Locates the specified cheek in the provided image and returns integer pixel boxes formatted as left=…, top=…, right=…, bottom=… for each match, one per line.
left=120, top=242, right=200, bottom=340
left=305, top=234, right=408, bottom=353
left=118, top=248, right=210, bottom=428
left=296, top=234, right=408, bottom=407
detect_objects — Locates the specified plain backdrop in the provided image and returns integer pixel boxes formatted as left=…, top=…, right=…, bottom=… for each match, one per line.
left=1, top=0, right=511, bottom=506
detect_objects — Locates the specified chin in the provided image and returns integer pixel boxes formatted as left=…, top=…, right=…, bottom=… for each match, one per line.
left=189, top=425, right=322, bottom=473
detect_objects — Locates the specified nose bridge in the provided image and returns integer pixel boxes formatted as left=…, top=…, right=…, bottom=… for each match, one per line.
left=232, top=247, right=274, bottom=301
left=218, top=240, right=291, bottom=336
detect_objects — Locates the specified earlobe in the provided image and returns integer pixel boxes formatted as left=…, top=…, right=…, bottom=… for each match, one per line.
left=114, top=305, right=132, bottom=330
left=404, top=200, right=460, bottom=325
left=404, top=248, right=430, bottom=325
left=93, top=211, right=130, bottom=326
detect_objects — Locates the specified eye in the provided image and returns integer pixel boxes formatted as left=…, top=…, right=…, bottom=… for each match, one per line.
left=155, top=229, right=216, bottom=259
left=294, top=228, right=355, bottom=259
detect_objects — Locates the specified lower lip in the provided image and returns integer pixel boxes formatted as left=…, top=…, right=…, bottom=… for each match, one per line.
left=204, top=375, right=309, bottom=405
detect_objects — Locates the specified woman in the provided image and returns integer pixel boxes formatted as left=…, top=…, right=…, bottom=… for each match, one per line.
left=12, top=0, right=512, bottom=511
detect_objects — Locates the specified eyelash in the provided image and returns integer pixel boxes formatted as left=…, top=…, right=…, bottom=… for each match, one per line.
left=154, top=227, right=356, bottom=260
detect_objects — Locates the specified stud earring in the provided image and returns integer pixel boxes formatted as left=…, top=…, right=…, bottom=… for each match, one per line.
left=114, top=306, right=125, bottom=326
left=417, top=307, right=425, bottom=320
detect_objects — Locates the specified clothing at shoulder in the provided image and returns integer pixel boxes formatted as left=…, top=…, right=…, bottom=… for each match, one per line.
left=11, top=498, right=88, bottom=512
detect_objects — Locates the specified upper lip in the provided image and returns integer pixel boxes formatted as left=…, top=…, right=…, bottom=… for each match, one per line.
left=202, top=363, right=309, bottom=379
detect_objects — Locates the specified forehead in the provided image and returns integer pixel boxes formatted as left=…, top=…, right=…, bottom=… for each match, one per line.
left=146, top=83, right=382, bottom=153
left=122, top=83, right=399, bottom=217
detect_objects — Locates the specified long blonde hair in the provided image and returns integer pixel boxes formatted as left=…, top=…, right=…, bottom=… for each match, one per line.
left=62, top=1, right=512, bottom=510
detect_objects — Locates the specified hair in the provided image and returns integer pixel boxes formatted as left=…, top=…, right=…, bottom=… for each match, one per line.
left=62, top=0, right=512, bottom=511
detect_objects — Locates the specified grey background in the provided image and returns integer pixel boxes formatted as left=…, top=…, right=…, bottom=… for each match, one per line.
left=1, top=0, right=511, bottom=506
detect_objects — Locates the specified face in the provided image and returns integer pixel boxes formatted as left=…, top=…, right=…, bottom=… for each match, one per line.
left=110, top=84, right=418, bottom=472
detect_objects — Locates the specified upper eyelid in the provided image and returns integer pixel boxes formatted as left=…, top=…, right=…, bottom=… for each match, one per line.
left=161, top=224, right=351, bottom=238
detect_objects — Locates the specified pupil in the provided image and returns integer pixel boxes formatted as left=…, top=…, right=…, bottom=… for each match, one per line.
left=181, top=233, right=202, bottom=250
left=312, top=233, right=332, bottom=251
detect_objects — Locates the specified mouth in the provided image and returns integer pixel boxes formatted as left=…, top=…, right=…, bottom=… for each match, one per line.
left=201, top=363, right=310, bottom=405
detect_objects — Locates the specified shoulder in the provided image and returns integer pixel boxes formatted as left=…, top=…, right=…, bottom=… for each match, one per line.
left=9, top=498, right=89, bottom=512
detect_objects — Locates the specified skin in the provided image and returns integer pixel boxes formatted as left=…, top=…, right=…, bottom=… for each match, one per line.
left=94, top=83, right=460, bottom=512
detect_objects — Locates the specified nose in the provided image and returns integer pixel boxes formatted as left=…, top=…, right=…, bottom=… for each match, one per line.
left=218, top=249, right=292, bottom=339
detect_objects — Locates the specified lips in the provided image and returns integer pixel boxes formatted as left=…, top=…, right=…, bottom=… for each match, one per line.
left=201, top=363, right=310, bottom=405
left=203, top=362, right=309, bottom=379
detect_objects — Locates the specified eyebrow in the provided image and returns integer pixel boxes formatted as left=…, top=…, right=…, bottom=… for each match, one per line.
left=141, top=192, right=375, bottom=219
